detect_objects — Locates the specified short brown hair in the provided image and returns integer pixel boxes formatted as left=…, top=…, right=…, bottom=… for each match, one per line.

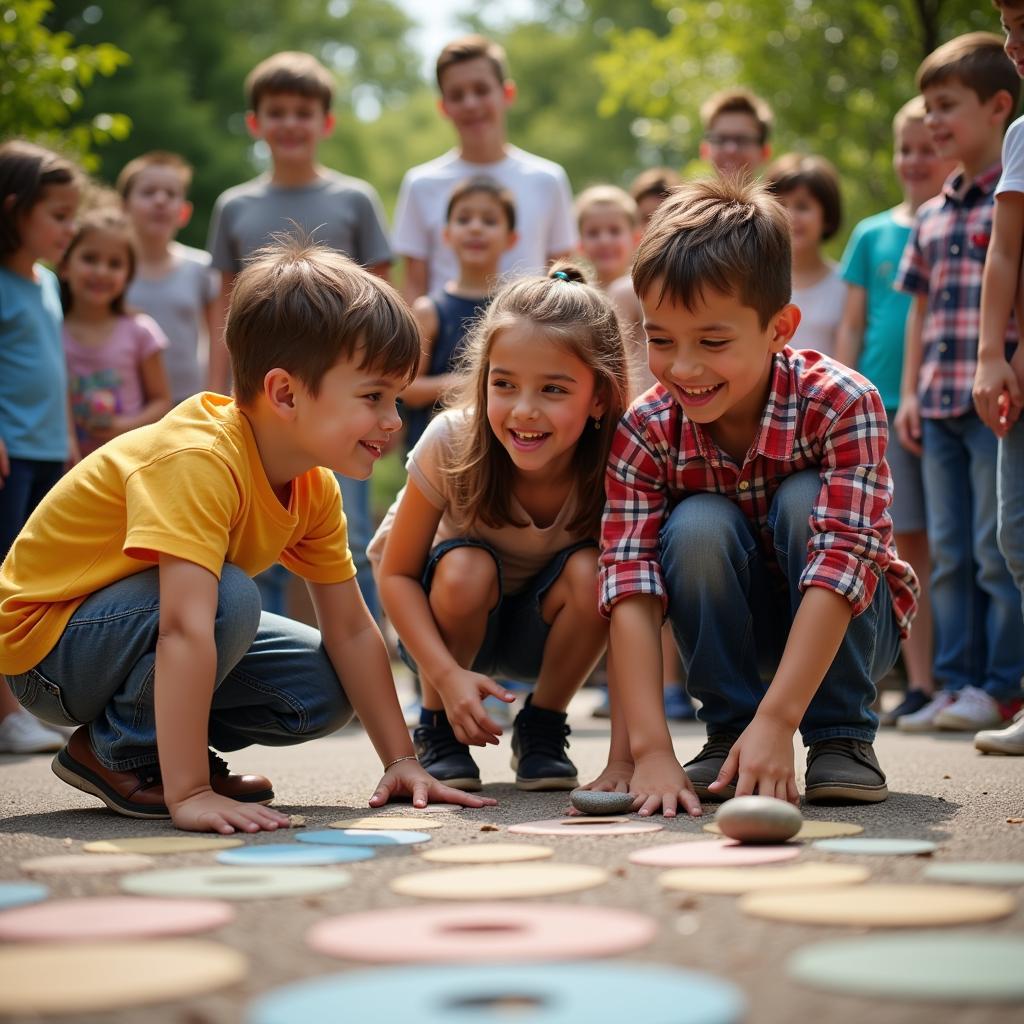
left=575, top=185, right=639, bottom=230
left=436, top=35, right=508, bottom=91
left=632, top=176, right=791, bottom=329
left=446, top=176, right=516, bottom=230
left=116, top=151, right=193, bottom=200
left=699, top=88, right=774, bottom=144
left=226, top=237, right=419, bottom=405
left=917, top=32, right=1019, bottom=127
left=245, top=51, right=335, bottom=113
left=629, top=167, right=682, bottom=205
left=59, top=205, right=137, bottom=315
left=0, top=140, right=80, bottom=258
left=765, top=153, right=843, bottom=242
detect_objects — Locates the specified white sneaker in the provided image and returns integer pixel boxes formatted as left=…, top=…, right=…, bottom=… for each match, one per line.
left=975, top=710, right=1024, bottom=755
left=896, top=691, right=956, bottom=732
left=934, top=686, right=1004, bottom=731
left=0, top=709, right=65, bottom=754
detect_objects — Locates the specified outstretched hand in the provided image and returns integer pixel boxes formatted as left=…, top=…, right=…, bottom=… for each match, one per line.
left=578, top=759, right=633, bottom=793
left=707, top=713, right=800, bottom=804
left=437, top=667, right=516, bottom=746
left=629, top=751, right=703, bottom=818
left=169, top=789, right=292, bottom=834
left=368, top=759, right=497, bottom=809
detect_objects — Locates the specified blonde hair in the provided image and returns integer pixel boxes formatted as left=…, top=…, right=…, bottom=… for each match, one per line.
left=575, top=185, right=639, bottom=230
left=892, top=95, right=928, bottom=138
left=444, top=262, right=630, bottom=537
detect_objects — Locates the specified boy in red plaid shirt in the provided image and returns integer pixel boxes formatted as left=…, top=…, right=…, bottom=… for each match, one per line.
left=592, top=177, right=918, bottom=817
left=894, top=33, right=1024, bottom=733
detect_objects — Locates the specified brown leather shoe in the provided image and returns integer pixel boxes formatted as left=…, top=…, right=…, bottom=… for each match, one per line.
left=52, top=727, right=274, bottom=819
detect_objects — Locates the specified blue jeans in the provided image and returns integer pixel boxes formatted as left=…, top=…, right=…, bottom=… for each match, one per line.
left=255, top=474, right=378, bottom=620
left=660, top=470, right=900, bottom=744
left=998, top=417, right=1024, bottom=618
left=0, top=457, right=64, bottom=558
left=5, top=565, right=352, bottom=771
left=922, top=414, right=1024, bottom=699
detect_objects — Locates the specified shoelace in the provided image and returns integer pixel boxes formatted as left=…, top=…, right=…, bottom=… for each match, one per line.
left=517, top=719, right=570, bottom=760
left=806, top=737, right=866, bottom=766
left=415, top=723, right=470, bottom=760
left=692, top=734, right=738, bottom=762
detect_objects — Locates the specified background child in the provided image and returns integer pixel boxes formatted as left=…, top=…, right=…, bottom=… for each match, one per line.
left=0, top=240, right=492, bottom=831
left=973, top=0, right=1024, bottom=756
left=630, top=167, right=682, bottom=231
left=699, top=88, right=774, bottom=178
left=373, top=264, right=630, bottom=792
left=895, top=31, right=1024, bottom=732
left=59, top=206, right=171, bottom=457
left=767, top=153, right=846, bottom=356
left=575, top=185, right=639, bottom=290
left=0, top=140, right=80, bottom=755
left=394, top=35, right=576, bottom=302
left=118, top=151, right=220, bottom=407
left=836, top=96, right=956, bottom=727
left=206, top=50, right=391, bottom=619
left=402, top=176, right=517, bottom=452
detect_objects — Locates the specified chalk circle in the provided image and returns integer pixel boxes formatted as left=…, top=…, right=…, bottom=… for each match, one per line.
left=247, top=963, right=745, bottom=1024
left=216, top=844, right=374, bottom=866
left=121, top=866, right=352, bottom=901
left=630, top=839, right=801, bottom=868
left=741, top=884, right=1016, bottom=928
left=813, top=837, right=937, bottom=857
left=924, top=861, right=1024, bottom=886
left=508, top=817, right=663, bottom=837
left=422, top=843, right=554, bottom=865
left=0, top=882, right=48, bottom=911
left=0, top=940, right=246, bottom=1015
left=658, top=863, right=870, bottom=895
left=789, top=933, right=1024, bottom=1002
left=297, top=829, right=431, bottom=847
left=83, top=835, right=244, bottom=855
left=390, top=863, right=608, bottom=900
left=704, top=819, right=863, bottom=841
left=21, top=853, right=156, bottom=875
left=328, top=816, right=442, bottom=830
left=0, top=896, right=233, bottom=942
left=307, top=903, right=657, bottom=963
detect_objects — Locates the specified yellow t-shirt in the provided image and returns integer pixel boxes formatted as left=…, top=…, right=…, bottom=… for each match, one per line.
left=0, top=393, right=356, bottom=674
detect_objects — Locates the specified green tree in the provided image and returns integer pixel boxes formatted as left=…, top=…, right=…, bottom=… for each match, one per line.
left=0, top=0, right=130, bottom=169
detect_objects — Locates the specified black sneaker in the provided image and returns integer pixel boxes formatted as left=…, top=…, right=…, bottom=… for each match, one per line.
left=413, top=712, right=481, bottom=792
left=879, top=688, right=931, bottom=727
left=510, top=697, right=578, bottom=791
left=683, top=734, right=739, bottom=801
left=805, top=738, right=888, bottom=804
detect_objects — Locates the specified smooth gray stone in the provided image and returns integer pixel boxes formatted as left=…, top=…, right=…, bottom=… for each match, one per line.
left=715, top=796, right=802, bottom=844
left=570, top=790, right=635, bottom=816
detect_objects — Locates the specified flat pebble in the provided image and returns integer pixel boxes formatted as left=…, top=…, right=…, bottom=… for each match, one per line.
left=715, top=796, right=802, bottom=844
left=570, top=790, right=635, bottom=816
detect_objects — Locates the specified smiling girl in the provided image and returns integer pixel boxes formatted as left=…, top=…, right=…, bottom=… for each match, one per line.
left=372, top=263, right=630, bottom=791
left=60, top=206, right=171, bottom=456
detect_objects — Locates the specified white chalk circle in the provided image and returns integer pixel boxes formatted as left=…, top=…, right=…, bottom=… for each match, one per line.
left=659, top=862, right=870, bottom=895
left=509, top=817, right=662, bottom=837
left=297, top=828, right=431, bottom=847
left=813, top=837, right=937, bottom=857
left=20, top=853, right=156, bottom=876
left=307, top=903, right=657, bottom=963
left=0, top=940, right=247, bottom=1015
left=924, top=861, right=1024, bottom=886
left=121, top=866, right=352, bottom=900
left=422, top=843, right=554, bottom=864
left=630, top=839, right=800, bottom=868
left=704, top=819, right=863, bottom=840
left=216, top=844, right=374, bottom=866
left=390, top=863, right=608, bottom=900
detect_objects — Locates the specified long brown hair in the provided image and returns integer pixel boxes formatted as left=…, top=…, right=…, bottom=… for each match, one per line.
left=444, top=262, right=630, bottom=538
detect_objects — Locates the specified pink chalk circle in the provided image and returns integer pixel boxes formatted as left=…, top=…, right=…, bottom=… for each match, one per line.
left=508, top=817, right=663, bottom=837
left=629, top=838, right=801, bottom=868
left=307, top=902, right=658, bottom=963
left=0, top=897, right=234, bottom=942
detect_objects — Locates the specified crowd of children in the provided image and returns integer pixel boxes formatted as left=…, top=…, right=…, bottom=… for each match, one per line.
left=0, top=8, right=1022, bottom=830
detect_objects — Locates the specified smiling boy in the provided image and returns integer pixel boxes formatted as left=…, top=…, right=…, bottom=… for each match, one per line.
left=599, top=177, right=919, bottom=816
left=0, top=240, right=493, bottom=832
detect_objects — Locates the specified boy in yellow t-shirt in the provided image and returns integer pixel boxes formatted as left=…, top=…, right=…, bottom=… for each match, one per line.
left=0, top=239, right=494, bottom=833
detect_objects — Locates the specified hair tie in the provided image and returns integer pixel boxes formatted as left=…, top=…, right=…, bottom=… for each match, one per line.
left=553, top=270, right=570, bottom=281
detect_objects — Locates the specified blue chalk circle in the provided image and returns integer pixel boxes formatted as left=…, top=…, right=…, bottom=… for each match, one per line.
left=216, top=843, right=374, bottom=866
left=0, top=882, right=49, bottom=910
left=295, top=829, right=431, bottom=847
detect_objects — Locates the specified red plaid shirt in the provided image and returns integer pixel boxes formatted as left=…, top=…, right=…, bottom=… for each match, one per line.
left=599, top=348, right=919, bottom=638
left=895, top=163, right=1016, bottom=419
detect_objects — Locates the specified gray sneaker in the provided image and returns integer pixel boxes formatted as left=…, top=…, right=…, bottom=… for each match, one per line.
left=805, top=739, right=888, bottom=804
left=683, top=734, right=739, bottom=801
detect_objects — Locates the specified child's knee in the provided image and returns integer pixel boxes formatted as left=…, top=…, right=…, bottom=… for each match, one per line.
left=554, top=548, right=602, bottom=615
left=430, top=546, right=499, bottom=617
left=216, top=565, right=262, bottom=653
left=661, top=494, right=750, bottom=576
left=770, top=470, right=819, bottom=534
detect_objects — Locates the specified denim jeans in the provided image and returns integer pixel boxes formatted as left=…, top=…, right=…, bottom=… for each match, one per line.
left=921, top=414, right=1024, bottom=699
left=254, top=474, right=378, bottom=620
left=0, top=457, right=64, bottom=558
left=998, top=417, right=1024, bottom=618
left=6, top=565, right=352, bottom=771
left=660, top=470, right=900, bottom=744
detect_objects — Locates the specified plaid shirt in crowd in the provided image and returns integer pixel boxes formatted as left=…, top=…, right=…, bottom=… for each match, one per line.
left=599, top=347, right=919, bottom=638
left=895, top=163, right=1016, bottom=419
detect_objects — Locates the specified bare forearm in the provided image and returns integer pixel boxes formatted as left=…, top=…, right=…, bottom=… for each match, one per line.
left=604, top=643, right=633, bottom=765
left=980, top=247, right=1019, bottom=364
left=759, top=587, right=852, bottom=729
left=900, top=300, right=926, bottom=399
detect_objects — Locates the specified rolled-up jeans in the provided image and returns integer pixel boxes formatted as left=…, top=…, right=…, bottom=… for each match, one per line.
left=5, top=564, right=352, bottom=771
left=659, top=470, right=900, bottom=745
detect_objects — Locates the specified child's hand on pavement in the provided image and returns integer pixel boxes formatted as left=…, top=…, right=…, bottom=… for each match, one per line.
left=579, top=759, right=634, bottom=793
left=437, top=666, right=515, bottom=746
left=368, top=758, right=498, bottom=809
left=708, top=713, right=800, bottom=804
left=629, top=751, right=703, bottom=818
left=169, top=790, right=292, bottom=834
